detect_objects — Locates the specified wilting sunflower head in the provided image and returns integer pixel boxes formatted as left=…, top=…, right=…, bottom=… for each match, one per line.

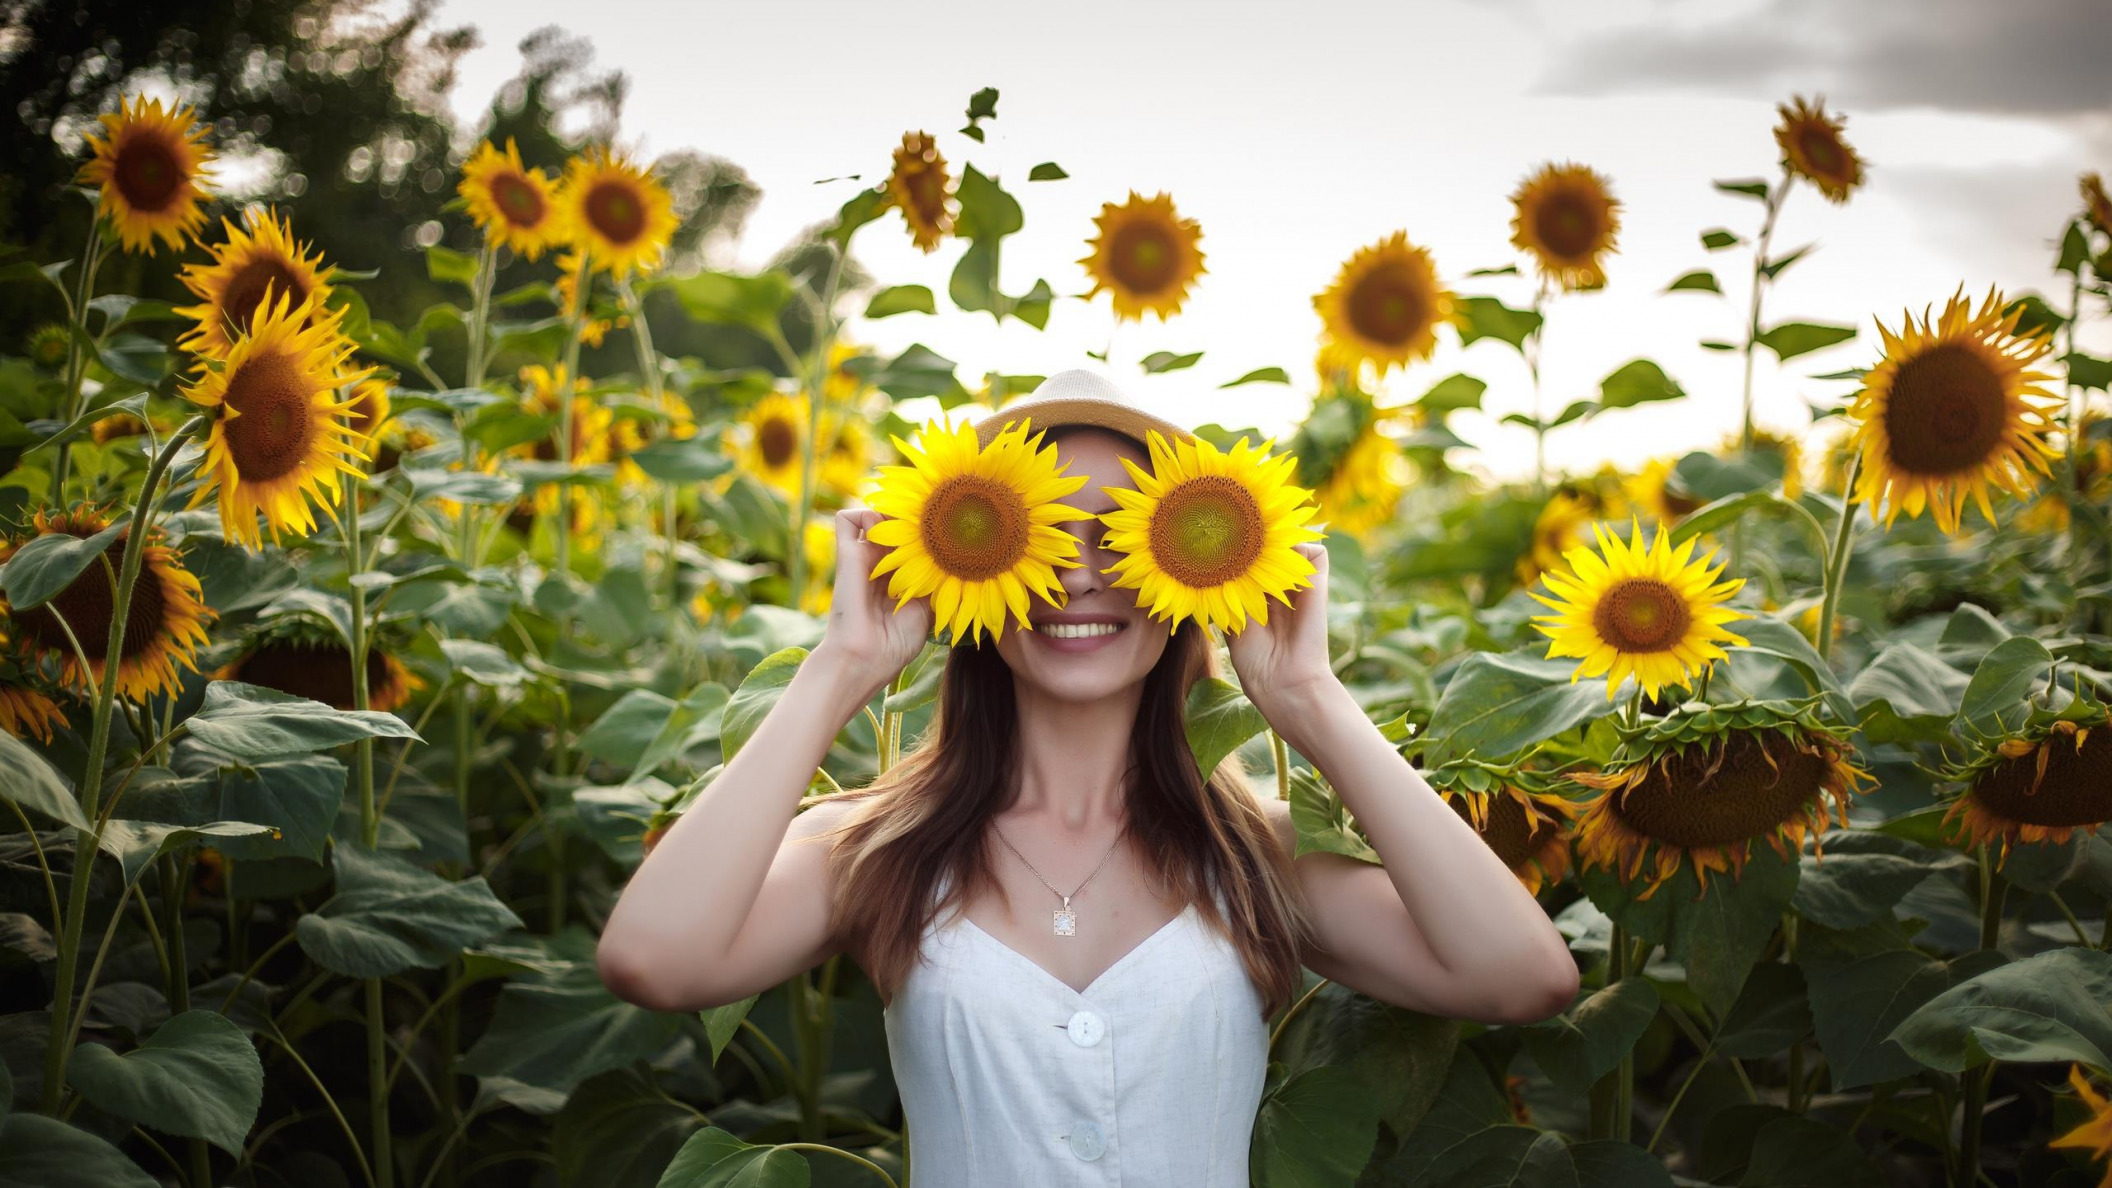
left=1079, top=192, right=1206, bottom=322
left=864, top=418, right=1092, bottom=647
left=2084, top=173, right=2112, bottom=237
left=557, top=147, right=679, bottom=277
left=886, top=132, right=956, bottom=253
left=175, top=207, right=335, bottom=357
left=1529, top=515, right=1752, bottom=702
left=729, top=391, right=811, bottom=500
left=1314, top=232, right=1458, bottom=378
left=1569, top=696, right=1871, bottom=900
left=1937, top=702, right=2112, bottom=868
left=220, top=621, right=424, bottom=713
left=75, top=94, right=216, bottom=256
left=1510, top=162, right=1621, bottom=292
left=1775, top=96, right=1864, bottom=205
left=1847, top=284, right=2064, bottom=535
left=1, top=506, right=216, bottom=700
left=1099, top=430, right=1324, bottom=636
left=1429, top=760, right=1581, bottom=896
left=179, top=288, right=376, bottom=549
left=460, top=138, right=560, bottom=259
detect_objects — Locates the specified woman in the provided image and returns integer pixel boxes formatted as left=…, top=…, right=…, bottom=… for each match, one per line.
left=597, top=370, right=1579, bottom=1183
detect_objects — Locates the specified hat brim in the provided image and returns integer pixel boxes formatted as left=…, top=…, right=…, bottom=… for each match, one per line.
left=972, top=397, right=1193, bottom=452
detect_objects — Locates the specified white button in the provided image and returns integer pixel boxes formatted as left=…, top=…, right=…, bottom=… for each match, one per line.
left=1068, top=1120, right=1105, bottom=1161
left=1066, top=1009, right=1106, bottom=1047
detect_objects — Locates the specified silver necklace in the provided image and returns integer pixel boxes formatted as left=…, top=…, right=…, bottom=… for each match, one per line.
left=990, top=822, right=1124, bottom=936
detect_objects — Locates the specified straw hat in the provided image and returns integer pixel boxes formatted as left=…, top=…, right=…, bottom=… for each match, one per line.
left=971, top=368, right=1194, bottom=451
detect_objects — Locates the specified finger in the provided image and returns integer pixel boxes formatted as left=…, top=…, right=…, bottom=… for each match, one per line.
left=832, top=509, right=891, bottom=606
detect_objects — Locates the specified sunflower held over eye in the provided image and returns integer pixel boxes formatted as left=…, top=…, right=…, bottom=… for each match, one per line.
left=75, top=94, right=216, bottom=255
left=1510, top=162, right=1621, bottom=292
left=218, top=623, right=423, bottom=713
left=1080, top=192, right=1206, bottom=322
left=1100, top=430, right=1324, bottom=636
left=1314, top=232, right=1457, bottom=378
left=174, top=208, right=335, bottom=357
left=1775, top=96, right=1864, bottom=204
left=557, top=147, right=679, bottom=277
left=1847, top=285, right=2064, bottom=535
left=730, top=392, right=812, bottom=500
left=180, top=289, right=376, bottom=548
left=459, top=138, right=561, bottom=259
left=1568, top=695, right=1871, bottom=900
left=886, top=132, right=956, bottom=253
left=864, top=418, right=1092, bottom=647
left=1529, top=515, right=1752, bottom=702
left=0, top=507, right=215, bottom=701
left=1935, top=701, right=2112, bottom=869
left=1428, top=760, right=1580, bottom=896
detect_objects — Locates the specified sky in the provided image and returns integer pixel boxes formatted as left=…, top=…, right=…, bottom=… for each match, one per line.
left=432, top=0, right=2112, bottom=484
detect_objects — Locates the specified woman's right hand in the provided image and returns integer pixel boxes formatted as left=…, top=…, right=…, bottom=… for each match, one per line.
left=814, top=507, right=933, bottom=695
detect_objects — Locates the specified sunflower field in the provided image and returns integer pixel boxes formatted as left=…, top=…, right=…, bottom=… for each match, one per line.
left=2, top=28, right=2112, bottom=1188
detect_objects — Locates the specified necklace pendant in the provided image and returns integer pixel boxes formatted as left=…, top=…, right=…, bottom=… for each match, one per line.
left=1053, top=898, right=1076, bottom=936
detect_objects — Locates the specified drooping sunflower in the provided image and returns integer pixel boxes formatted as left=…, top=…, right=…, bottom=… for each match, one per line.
left=1936, top=704, right=2112, bottom=868
left=459, top=138, right=561, bottom=259
left=1428, top=760, right=1580, bottom=896
left=1510, top=162, right=1622, bottom=292
left=1529, top=515, right=1752, bottom=702
left=730, top=392, right=811, bottom=500
left=1775, top=95, right=1864, bottom=204
left=2084, top=173, right=2112, bottom=237
left=886, top=132, right=956, bottom=253
left=75, top=94, right=216, bottom=255
left=1569, top=695, right=1871, bottom=900
left=0, top=507, right=215, bottom=700
left=2052, top=1063, right=2112, bottom=1186
left=1291, top=386, right=1407, bottom=539
left=556, top=147, right=678, bottom=277
left=1847, top=285, right=2065, bottom=535
left=1079, top=192, right=1206, bottom=322
left=1100, top=430, right=1324, bottom=636
left=864, top=418, right=1091, bottom=647
left=175, top=208, right=335, bottom=357
left=1314, top=232, right=1457, bottom=377
left=219, top=624, right=423, bottom=713
left=180, top=289, right=375, bottom=548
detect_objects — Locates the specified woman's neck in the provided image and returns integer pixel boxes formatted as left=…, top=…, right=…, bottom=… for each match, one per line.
left=1009, top=679, right=1141, bottom=831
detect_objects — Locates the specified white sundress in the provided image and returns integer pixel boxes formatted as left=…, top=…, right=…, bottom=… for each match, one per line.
left=881, top=872, right=1270, bottom=1187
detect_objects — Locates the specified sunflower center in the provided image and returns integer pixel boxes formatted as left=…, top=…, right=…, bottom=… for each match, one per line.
left=758, top=416, right=799, bottom=468
left=921, top=476, right=1030, bottom=580
left=1591, top=577, right=1693, bottom=652
left=1882, top=342, right=2007, bottom=476
left=1149, top=475, right=1266, bottom=588
left=233, top=639, right=379, bottom=711
left=1970, top=728, right=2112, bottom=827
left=1797, top=127, right=1844, bottom=176
left=1449, top=792, right=1550, bottom=869
left=1347, top=266, right=1430, bottom=348
left=114, top=137, right=184, bottom=213
left=19, top=533, right=165, bottom=663
left=491, top=173, right=546, bottom=226
left=221, top=350, right=320, bottom=482
left=1613, top=730, right=1830, bottom=848
left=1533, top=194, right=1601, bottom=260
left=585, top=180, right=646, bottom=246
left=220, top=259, right=309, bottom=338
left=904, top=168, right=948, bottom=225
left=1108, top=224, right=1177, bottom=293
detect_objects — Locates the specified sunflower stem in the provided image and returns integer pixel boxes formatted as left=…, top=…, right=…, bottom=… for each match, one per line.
left=1815, top=453, right=1864, bottom=663
left=39, top=417, right=198, bottom=1115
left=465, top=243, right=497, bottom=391
left=554, top=250, right=591, bottom=584
left=1271, top=730, right=1291, bottom=800
left=340, top=430, right=393, bottom=1188
left=617, top=278, right=682, bottom=613
left=50, top=218, right=107, bottom=499
left=787, top=243, right=848, bottom=605
left=1526, top=281, right=1547, bottom=500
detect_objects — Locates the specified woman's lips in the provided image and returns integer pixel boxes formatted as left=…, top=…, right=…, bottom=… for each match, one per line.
left=1028, top=614, right=1130, bottom=654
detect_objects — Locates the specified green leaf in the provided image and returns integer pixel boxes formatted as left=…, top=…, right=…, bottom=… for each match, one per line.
left=1798, top=921, right=1983, bottom=1090
left=439, top=639, right=528, bottom=690
left=1846, top=642, right=1970, bottom=744
left=0, top=258, right=73, bottom=301
left=864, top=284, right=935, bottom=318
left=578, top=690, right=682, bottom=768
left=1421, top=1125, right=1576, bottom=1186
left=1520, top=977, right=1660, bottom=1096
left=722, top=648, right=807, bottom=764
left=0, top=1114, right=159, bottom=1187
left=1759, top=244, right=1813, bottom=280
left=959, top=85, right=999, bottom=142
left=825, top=187, right=889, bottom=249
left=1957, top=635, right=2055, bottom=740
left=1701, top=229, right=1742, bottom=251
left=295, top=841, right=523, bottom=978
left=66, top=1010, right=262, bottom=1153
left=1250, top=1065, right=1381, bottom=1188
left=0, top=733, right=88, bottom=831
left=1186, top=678, right=1268, bottom=779
left=402, top=467, right=521, bottom=505
left=1221, top=367, right=1291, bottom=388
left=1456, top=296, right=1542, bottom=352
left=460, top=927, right=689, bottom=1094
left=1714, top=178, right=1773, bottom=200
left=183, top=681, right=420, bottom=760
left=1793, top=831, right=1968, bottom=930
left=2066, top=352, right=2112, bottom=392
left=1028, top=161, right=1068, bottom=181
left=1581, top=846, right=1802, bottom=1017
left=128, top=747, right=345, bottom=863
left=1571, top=1141, right=1676, bottom=1188
left=1737, top=1115, right=1884, bottom=1186
left=1599, top=359, right=1684, bottom=407
left=669, top=270, right=795, bottom=334
left=426, top=244, right=478, bottom=289
left=700, top=996, right=758, bottom=1065
left=0, top=519, right=123, bottom=611
left=1287, top=768, right=1379, bottom=865
left=1666, top=270, right=1722, bottom=294
left=1271, top=979, right=1457, bottom=1136
left=657, top=1126, right=812, bottom=1187
left=1754, top=322, right=1856, bottom=362
left=1419, top=373, right=1488, bottom=413
left=553, top=1070, right=705, bottom=1188
left=1714, top=962, right=1813, bottom=1059
left=2057, top=221, right=2091, bottom=275
left=98, top=819, right=276, bottom=886
left=954, top=163, right=1023, bottom=241
left=1141, top=350, right=1203, bottom=374
left=1731, top=615, right=1857, bottom=726
left=1423, top=647, right=1610, bottom=767
left=1888, top=945, right=2112, bottom=1072
left=869, top=343, right=968, bottom=404
left=624, top=437, right=733, bottom=487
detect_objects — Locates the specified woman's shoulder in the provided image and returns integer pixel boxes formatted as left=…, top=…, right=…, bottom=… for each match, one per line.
left=1254, top=793, right=1297, bottom=857
left=787, top=790, right=869, bottom=845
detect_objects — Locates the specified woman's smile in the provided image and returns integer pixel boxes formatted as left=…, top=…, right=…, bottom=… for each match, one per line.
left=1028, top=610, right=1131, bottom=653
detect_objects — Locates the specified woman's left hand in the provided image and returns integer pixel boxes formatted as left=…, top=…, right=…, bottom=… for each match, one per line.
left=1225, top=541, right=1341, bottom=719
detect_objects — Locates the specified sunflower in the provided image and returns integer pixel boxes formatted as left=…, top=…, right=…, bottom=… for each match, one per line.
left=1568, top=696, right=1871, bottom=900
left=1100, top=430, right=1324, bottom=636
left=2052, top=1063, right=2112, bottom=1186
left=554, top=249, right=621, bottom=347
left=1314, top=232, right=1457, bottom=377
left=180, top=289, right=375, bottom=548
left=864, top=418, right=1091, bottom=647
left=1529, top=515, right=1752, bottom=702
left=220, top=628, right=423, bottom=713
left=1718, top=426, right=1807, bottom=501
left=1292, top=387, right=1407, bottom=539
left=459, top=138, right=561, bottom=259
left=1430, top=761, right=1580, bottom=896
left=1847, top=286, right=2064, bottom=535
left=886, top=132, right=956, bottom=253
left=556, top=147, right=678, bottom=277
left=1510, top=162, right=1621, bottom=292
left=0, top=671, right=65, bottom=742
left=1, top=507, right=214, bottom=700
left=798, top=518, right=836, bottom=616
left=1079, top=192, right=1206, bottom=322
left=91, top=413, right=150, bottom=445
left=1622, top=458, right=1705, bottom=527
left=2018, top=411, right=2112, bottom=534
left=27, top=324, right=70, bottom=371
left=1514, top=481, right=1630, bottom=587
left=821, top=411, right=874, bottom=502
left=732, top=392, right=811, bottom=500
left=516, top=364, right=613, bottom=538
left=1937, top=706, right=2112, bottom=868
left=1775, top=96, right=1864, bottom=204
left=75, top=94, right=216, bottom=255
left=2085, top=173, right=2112, bottom=237
left=174, top=208, right=335, bottom=358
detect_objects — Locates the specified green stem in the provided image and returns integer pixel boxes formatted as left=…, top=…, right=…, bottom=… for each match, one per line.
left=1814, top=452, right=1864, bottom=663
left=465, top=243, right=497, bottom=391
left=1952, top=846, right=2008, bottom=1186
left=554, top=252, right=591, bottom=582
left=1784, top=912, right=1806, bottom=1113
left=1646, top=1040, right=1716, bottom=1154
left=51, top=221, right=105, bottom=497
left=366, top=976, right=392, bottom=1188
left=262, top=1022, right=378, bottom=1188
left=1271, top=730, right=1290, bottom=800
left=340, top=449, right=393, bottom=1188
left=1268, top=977, right=1330, bottom=1055
left=786, top=245, right=847, bottom=601
left=1611, top=922, right=1632, bottom=1142
left=617, top=279, right=682, bottom=612
left=774, top=1144, right=900, bottom=1188
left=1526, top=282, right=1547, bottom=500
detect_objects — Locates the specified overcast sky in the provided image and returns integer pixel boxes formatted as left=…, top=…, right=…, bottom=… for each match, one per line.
left=436, top=0, right=2111, bottom=484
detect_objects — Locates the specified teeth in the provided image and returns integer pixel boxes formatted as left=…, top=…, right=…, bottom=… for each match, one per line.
left=1041, top=622, right=1123, bottom=639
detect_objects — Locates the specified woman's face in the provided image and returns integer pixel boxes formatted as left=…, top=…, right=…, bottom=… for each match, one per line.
left=995, top=427, right=1169, bottom=703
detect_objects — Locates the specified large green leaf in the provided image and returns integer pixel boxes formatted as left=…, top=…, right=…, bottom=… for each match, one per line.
left=459, top=926, right=688, bottom=1093
left=1846, top=642, right=1970, bottom=744
left=1888, top=945, right=2112, bottom=1072
left=721, top=648, right=807, bottom=764
left=1423, top=648, right=1610, bottom=766
left=1737, top=1115, right=1883, bottom=1186
left=1792, top=831, right=1968, bottom=930
left=1375, top=1047, right=1520, bottom=1183
left=439, top=639, right=528, bottom=691
left=1273, top=979, right=1457, bottom=1135
left=183, top=681, right=421, bottom=760
left=553, top=1069, right=705, bottom=1188
left=0, top=518, right=122, bottom=610
left=65, top=1009, right=262, bottom=1153
left=657, top=1126, right=812, bottom=1187
left=1187, top=677, right=1268, bottom=779
left=669, top=270, right=794, bottom=334
left=125, top=745, right=346, bottom=862
left=1797, top=921, right=1979, bottom=1089
left=295, top=842, right=523, bottom=978
left=98, top=819, right=276, bottom=886
left=1456, top=296, right=1542, bottom=352
left=1598, top=359, right=1684, bottom=407
left=1957, top=635, right=2054, bottom=740
left=1730, top=615, right=1857, bottom=725
left=1714, top=961, right=1812, bottom=1058
left=1520, top=977, right=1659, bottom=1096
left=1420, top=1126, right=1576, bottom=1186
left=0, top=1113, right=158, bottom=1187
left=1250, top=1065, right=1381, bottom=1188
left=0, top=733, right=88, bottom=831
left=1569, top=1141, right=1675, bottom=1188
left=1754, top=323, right=1856, bottom=362
left=1580, top=846, right=1801, bottom=1016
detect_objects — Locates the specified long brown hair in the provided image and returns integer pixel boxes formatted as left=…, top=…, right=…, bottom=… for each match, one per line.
left=815, top=621, right=1312, bottom=1018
